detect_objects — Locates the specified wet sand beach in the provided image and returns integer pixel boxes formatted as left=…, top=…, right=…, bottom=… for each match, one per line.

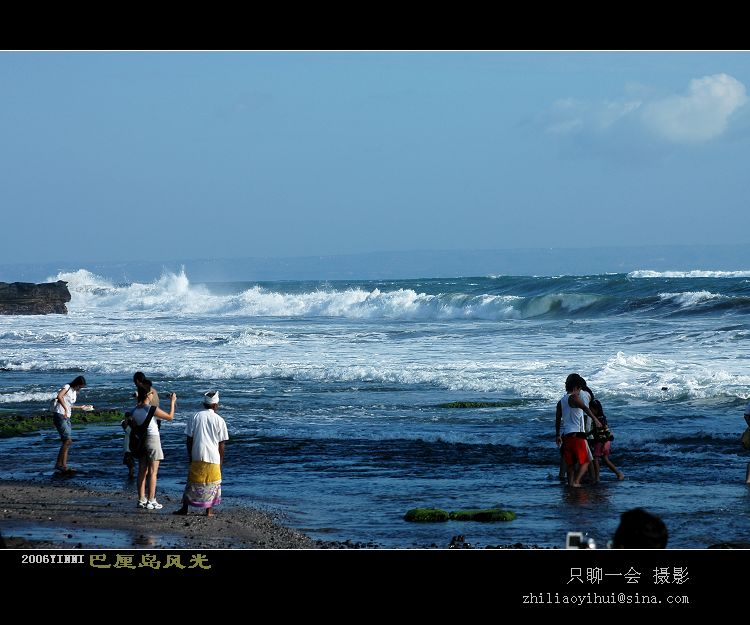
left=0, top=479, right=315, bottom=549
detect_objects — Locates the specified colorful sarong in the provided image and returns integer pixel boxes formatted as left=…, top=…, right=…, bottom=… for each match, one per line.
left=182, top=460, right=222, bottom=508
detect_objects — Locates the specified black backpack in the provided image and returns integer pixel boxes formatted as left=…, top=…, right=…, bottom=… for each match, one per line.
left=129, top=406, right=157, bottom=459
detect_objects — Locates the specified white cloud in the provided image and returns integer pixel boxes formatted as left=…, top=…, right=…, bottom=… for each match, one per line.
left=543, top=73, right=748, bottom=146
left=641, top=74, right=748, bottom=143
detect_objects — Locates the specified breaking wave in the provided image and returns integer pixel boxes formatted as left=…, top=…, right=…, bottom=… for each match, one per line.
left=41, top=268, right=750, bottom=320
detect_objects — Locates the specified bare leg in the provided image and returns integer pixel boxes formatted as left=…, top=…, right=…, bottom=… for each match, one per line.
left=591, top=458, right=600, bottom=484
left=566, top=462, right=576, bottom=487
left=745, top=462, right=750, bottom=484
left=55, top=439, right=72, bottom=470
left=125, top=455, right=135, bottom=479
left=572, top=461, right=590, bottom=487
left=137, top=461, right=148, bottom=501
left=147, top=460, right=160, bottom=500
left=206, top=507, right=214, bottom=517
left=603, top=456, right=624, bottom=480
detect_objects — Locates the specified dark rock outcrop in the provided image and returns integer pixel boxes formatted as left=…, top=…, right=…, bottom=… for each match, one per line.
left=0, top=281, right=71, bottom=314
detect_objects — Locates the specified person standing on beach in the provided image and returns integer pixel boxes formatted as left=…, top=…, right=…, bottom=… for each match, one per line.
left=132, top=380, right=176, bottom=509
left=173, top=391, right=228, bottom=517
left=123, top=371, right=162, bottom=478
left=555, top=373, right=602, bottom=487
left=134, top=371, right=160, bottom=424
left=51, top=375, right=89, bottom=474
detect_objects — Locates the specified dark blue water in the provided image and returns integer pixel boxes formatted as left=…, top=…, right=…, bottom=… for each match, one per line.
left=2, top=269, right=750, bottom=547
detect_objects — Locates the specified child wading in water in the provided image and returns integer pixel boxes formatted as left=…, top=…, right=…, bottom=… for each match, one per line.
left=590, top=399, right=624, bottom=482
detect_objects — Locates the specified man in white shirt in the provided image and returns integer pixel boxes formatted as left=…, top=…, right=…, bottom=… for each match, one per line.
left=173, top=391, right=229, bottom=517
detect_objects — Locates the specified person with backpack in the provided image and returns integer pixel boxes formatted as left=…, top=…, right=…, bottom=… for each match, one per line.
left=51, top=375, right=90, bottom=475
left=131, top=379, right=176, bottom=510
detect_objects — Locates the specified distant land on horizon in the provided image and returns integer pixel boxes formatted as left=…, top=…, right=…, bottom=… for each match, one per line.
left=1, top=244, right=748, bottom=284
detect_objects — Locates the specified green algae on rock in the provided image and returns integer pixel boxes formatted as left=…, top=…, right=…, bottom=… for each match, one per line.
left=449, top=508, right=516, bottom=522
left=0, top=410, right=126, bottom=438
left=404, top=508, right=450, bottom=522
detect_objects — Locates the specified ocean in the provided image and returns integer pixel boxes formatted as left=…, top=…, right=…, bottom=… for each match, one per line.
left=2, top=268, right=750, bottom=548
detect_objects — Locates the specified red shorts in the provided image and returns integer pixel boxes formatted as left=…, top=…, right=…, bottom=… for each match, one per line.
left=562, top=436, right=590, bottom=466
left=593, top=441, right=611, bottom=458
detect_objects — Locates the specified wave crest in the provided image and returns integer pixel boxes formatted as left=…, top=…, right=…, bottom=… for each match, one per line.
left=629, top=269, right=750, bottom=278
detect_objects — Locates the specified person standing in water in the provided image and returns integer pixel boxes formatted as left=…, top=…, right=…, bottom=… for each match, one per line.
left=51, top=375, right=90, bottom=474
left=555, top=373, right=602, bottom=487
left=590, top=398, right=624, bottom=482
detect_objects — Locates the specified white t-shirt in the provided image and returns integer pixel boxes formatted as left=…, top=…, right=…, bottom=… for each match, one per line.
left=131, top=405, right=160, bottom=436
left=53, top=384, right=76, bottom=418
left=185, top=409, right=229, bottom=465
left=560, top=391, right=588, bottom=435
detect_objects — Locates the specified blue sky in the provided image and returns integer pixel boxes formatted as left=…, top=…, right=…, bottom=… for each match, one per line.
left=1, top=51, right=748, bottom=265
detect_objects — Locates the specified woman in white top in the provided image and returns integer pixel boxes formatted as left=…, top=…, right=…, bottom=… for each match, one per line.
left=52, top=375, right=88, bottom=474
left=132, top=380, right=176, bottom=509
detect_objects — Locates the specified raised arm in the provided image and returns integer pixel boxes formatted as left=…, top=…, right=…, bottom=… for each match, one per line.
left=154, top=393, right=177, bottom=421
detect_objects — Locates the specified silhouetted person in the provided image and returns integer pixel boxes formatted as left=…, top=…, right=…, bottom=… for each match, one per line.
left=612, top=508, right=668, bottom=548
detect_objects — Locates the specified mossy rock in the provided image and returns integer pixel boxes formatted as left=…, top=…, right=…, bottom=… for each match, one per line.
left=404, top=508, right=450, bottom=522
left=0, top=410, right=125, bottom=438
left=449, top=508, right=516, bottom=522
left=436, top=401, right=512, bottom=409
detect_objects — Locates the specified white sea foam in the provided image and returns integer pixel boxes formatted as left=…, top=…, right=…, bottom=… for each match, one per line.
left=0, top=391, right=55, bottom=404
left=44, top=269, right=603, bottom=320
left=658, top=291, right=723, bottom=307
left=590, top=351, right=750, bottom=401
left=630, top=269, right=750, bottom=278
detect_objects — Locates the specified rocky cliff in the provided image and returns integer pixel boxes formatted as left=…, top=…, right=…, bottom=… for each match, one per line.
left=0, top=281, right=71, bottom=314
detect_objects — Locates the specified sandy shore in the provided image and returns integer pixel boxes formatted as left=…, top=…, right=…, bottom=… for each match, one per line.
left=0, top=479, right=316, bottom=549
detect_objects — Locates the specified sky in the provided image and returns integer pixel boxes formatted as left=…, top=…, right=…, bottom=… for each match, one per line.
left=1, top=51, right=749, bottom=266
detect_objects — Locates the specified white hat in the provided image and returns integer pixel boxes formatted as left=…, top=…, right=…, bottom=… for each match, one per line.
left=203, top=390, right=219, bottom=405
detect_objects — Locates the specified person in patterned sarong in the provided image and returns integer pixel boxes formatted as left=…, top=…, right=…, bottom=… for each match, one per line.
left=173, top=391, right=228, bottom=517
